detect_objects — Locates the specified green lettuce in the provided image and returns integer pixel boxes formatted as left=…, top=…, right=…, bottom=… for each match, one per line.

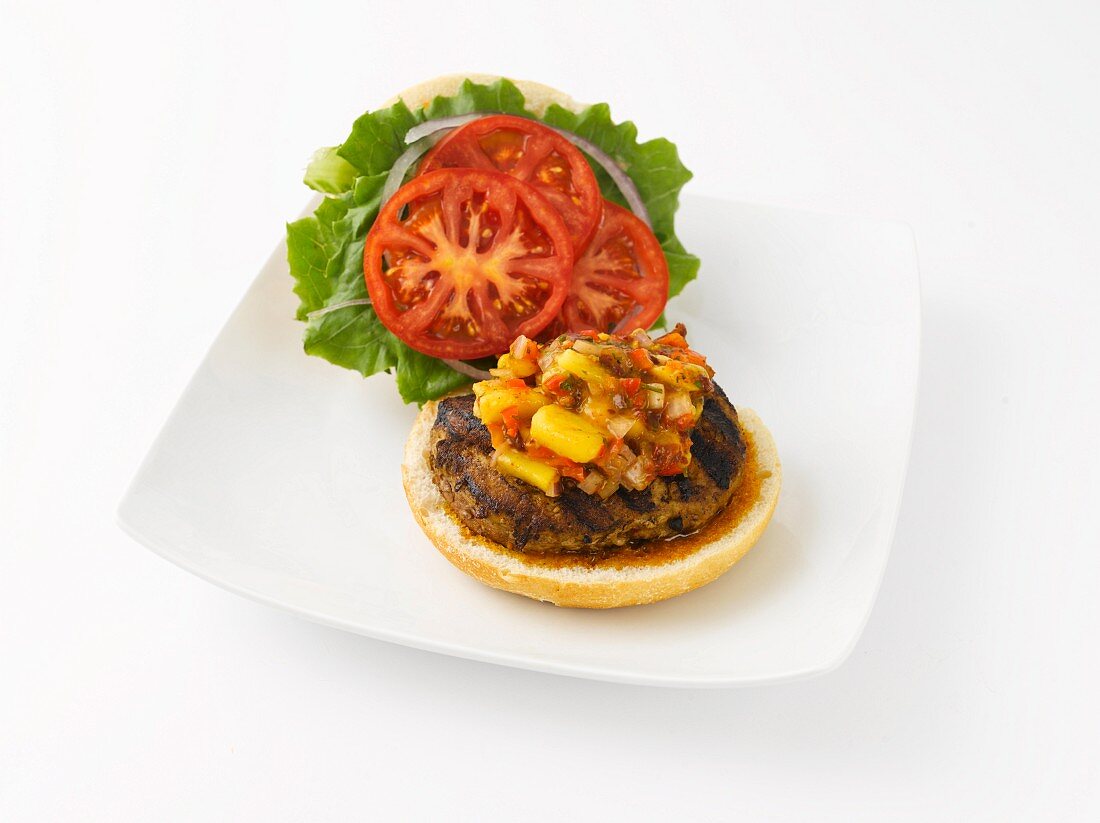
left=287, top=78, right=698, bottom=404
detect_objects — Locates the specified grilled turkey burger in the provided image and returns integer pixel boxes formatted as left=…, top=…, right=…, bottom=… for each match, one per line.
left=403, top=326, right=781, bottom=608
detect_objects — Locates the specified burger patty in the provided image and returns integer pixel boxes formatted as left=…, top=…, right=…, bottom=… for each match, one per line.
left=426, top=385, right=747, bottom=555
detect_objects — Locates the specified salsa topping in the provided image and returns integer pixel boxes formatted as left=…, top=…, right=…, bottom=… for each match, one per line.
left=472, top=323, right=714, bottom=497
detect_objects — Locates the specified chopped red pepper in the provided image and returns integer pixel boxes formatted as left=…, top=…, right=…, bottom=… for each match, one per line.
left=557, top=462, right=586, bottom=482
left=524, top=443, right=585, bottom=480
left=620, top=377, right=641, bottom=395
left=655, top=331, right=689, bottom=348
left=500, top=406, right=521, bottom=437
left=680, top=349, right=708, bottom=366
left=542, top=373, right=567, bottom=394
left=674, top=413, right=695, bottom=432
left=504, top=377, right=528, bottom=389
left=486, top=423, right=507, bottom=450
left=629, top=348, right=654, bottom=370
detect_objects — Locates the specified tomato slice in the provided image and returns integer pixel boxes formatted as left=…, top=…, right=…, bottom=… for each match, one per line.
left=363, top=168, right=573, bottom=359
left=418, top=115, right=603, bottom=254
left=546, top=202, right=669, bottom=336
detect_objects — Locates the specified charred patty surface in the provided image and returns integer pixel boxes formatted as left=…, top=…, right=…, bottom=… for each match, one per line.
left=426, top=387, right=747, bottom=554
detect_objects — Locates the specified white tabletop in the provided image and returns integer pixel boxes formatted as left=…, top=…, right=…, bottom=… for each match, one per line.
left=2, top=2, right=1097, bottom=820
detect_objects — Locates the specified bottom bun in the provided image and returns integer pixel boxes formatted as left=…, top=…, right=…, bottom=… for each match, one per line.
left=402, top=400, right=782, bottom=609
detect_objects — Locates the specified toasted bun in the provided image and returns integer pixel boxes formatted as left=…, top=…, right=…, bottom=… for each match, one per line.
left=388, top=73, right=586, bottom=116
left=402, top=400, right=782, bottom=609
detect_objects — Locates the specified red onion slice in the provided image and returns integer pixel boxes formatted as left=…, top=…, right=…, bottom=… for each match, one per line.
left=380, top=115, right=495, bottom=207
left=305, top=298, right=373, bottom=320
left=547, top=127, right=652, bottom=229
left=442, top=359, right=494, bottom=381
left=380, top=132, right=449, bottom=207
left=403, top=113, right=486, bottom=145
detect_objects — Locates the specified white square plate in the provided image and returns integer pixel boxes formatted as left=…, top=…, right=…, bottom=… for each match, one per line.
left=118, top=195, right=920, bottom=687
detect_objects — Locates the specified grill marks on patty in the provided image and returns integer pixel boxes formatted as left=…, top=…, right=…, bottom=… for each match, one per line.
left=427, top=389, right=747, bottom=554
left=690, top=389, right=743, bottom=489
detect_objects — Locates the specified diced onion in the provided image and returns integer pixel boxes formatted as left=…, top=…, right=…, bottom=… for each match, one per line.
left=607, top=416, right=635, bottom=439
left=602, top=457, right=624, bottom=477
left=622, top=458, right=652, bottom=491
left=629, top=328, right=653, bottom=347
left=617, top=440, right=637, bottom=466
left=597, top=477, right=620, bottom=499
left=509, top=335, right=534, bottom=359
left=644, top=383, right=665, bottom=409
left=570, top=339, right=603, bottom=357
left=578, top=471, right=604, bottom=495
left=666, top=391, right=693, bottom=420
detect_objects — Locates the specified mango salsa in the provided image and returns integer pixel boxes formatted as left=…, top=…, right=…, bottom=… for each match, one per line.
left=471, top=323, right=714, bottom=497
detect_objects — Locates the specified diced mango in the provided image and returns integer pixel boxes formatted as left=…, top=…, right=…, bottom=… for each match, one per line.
left=495, top=447, right=560, bottom=496
left=556, top=348, right=612, bottom=387
left=495, top=353, right=538, bottom=378
left=650, top=362, right=702, bottom=391
left=471, top=379, right=497, bottom=398
left=581, top=394, right=613, bottom=421
left=476, top=387, right=550, bottom=425
left=530, top=404, right=605, bottom=464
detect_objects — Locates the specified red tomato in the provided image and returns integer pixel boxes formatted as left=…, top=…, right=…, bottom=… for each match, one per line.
left=364, top=169, right=573, bottom=359
left=547, top=202, right=669, bottom=336
left=419, top=115, right=603, bottom=254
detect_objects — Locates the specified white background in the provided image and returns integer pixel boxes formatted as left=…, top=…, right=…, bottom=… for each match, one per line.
left=2, top=1, right=1098, bottom=820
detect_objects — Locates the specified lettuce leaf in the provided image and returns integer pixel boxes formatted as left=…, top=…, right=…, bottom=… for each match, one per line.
left=287, top=78, right=698, bottom=404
